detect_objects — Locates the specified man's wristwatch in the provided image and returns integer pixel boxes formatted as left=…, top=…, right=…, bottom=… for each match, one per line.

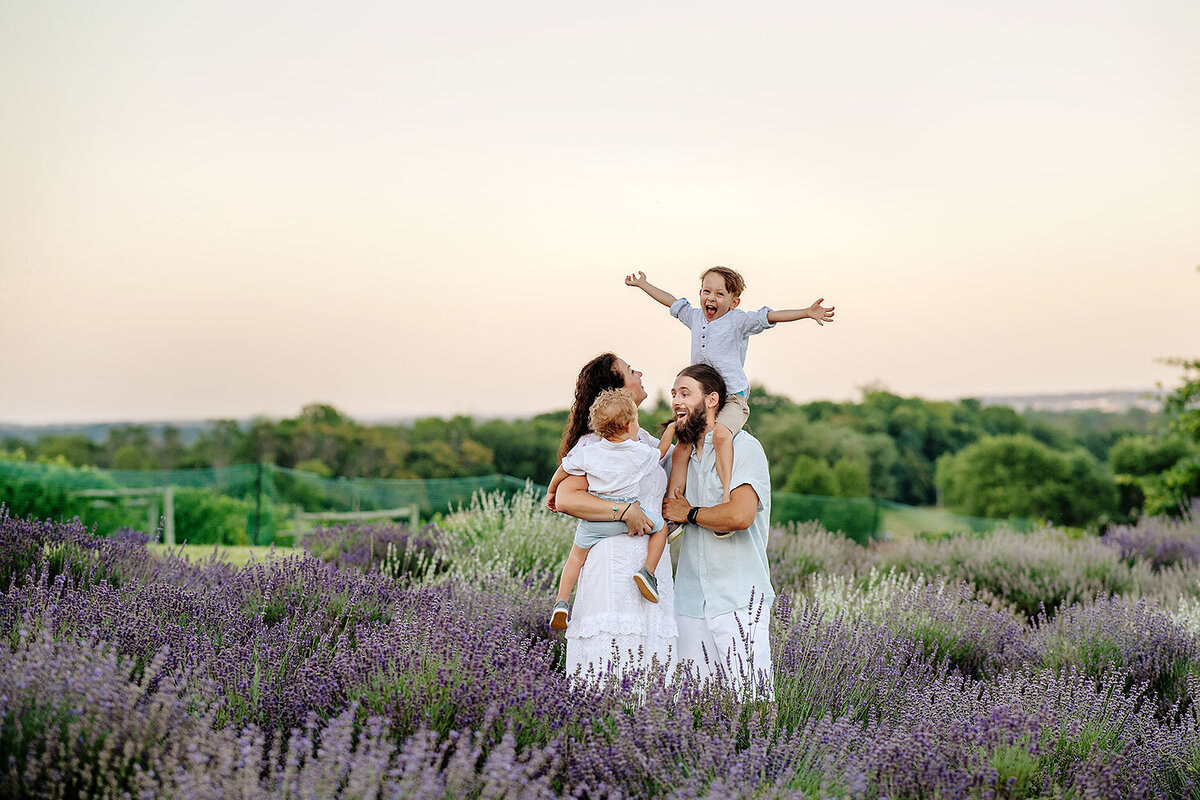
left=686, top=506, right=701, bottom=526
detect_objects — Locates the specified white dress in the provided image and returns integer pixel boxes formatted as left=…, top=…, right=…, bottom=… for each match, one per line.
left=561, top=427, right=678, bottom=683
left=563, top=530, right=678, bottom=683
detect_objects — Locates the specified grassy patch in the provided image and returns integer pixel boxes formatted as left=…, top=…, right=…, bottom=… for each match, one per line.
left=147, top=543, right=297, bottom=567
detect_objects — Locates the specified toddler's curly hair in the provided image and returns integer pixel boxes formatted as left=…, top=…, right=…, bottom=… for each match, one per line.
left=588, top=389, right=639, bottom=440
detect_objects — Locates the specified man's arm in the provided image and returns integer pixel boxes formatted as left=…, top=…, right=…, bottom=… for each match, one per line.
left=555, top=475, right=655, bottom=534
left=624, top=271, right=677, bottom=308
left=662, top=484, right=758, bottom=533
left=766, top=298, right=835, bottom=326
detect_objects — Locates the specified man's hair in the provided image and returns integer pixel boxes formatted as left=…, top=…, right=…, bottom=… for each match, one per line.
left=700, top=266, right=746, bottom=297
left=588, top=389, right=639, bottom=440
left=676, top=364, right=727, bottom=411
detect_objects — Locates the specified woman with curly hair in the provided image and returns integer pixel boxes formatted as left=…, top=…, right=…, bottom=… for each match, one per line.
left=551, top=353, right=678, bottom=682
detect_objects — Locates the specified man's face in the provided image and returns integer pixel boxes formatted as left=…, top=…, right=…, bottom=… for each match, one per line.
left=671, top=376, right=712, bottom=445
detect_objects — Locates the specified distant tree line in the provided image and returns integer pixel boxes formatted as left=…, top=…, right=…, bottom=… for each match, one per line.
left=5, top=375, right=1197, bottom=529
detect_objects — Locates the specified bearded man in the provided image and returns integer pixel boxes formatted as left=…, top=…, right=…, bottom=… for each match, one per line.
left=662, top=363, right=775, bottom=694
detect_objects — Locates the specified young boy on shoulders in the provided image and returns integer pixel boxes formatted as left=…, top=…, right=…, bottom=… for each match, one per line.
left=625, top=267, right=834, bottom=538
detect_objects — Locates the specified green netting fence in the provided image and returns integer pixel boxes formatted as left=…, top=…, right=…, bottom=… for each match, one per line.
left=1, top=458, right=1027, bottom=547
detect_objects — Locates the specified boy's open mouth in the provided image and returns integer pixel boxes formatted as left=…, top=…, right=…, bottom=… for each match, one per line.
left=704, top=303, right=718, bottom=318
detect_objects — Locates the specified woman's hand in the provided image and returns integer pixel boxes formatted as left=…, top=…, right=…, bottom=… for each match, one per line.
left=622, top=502, right=654, bottom=536
left=544, top=487, right=558, bottom=512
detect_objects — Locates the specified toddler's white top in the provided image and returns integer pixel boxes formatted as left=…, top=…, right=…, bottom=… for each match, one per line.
left=562, top=436, right=667, bottom=510
left=669, top=297, right=775, bottom=395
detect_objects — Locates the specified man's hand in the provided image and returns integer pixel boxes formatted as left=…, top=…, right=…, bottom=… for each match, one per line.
left=662, top=485, right=759, bottom=532
left=663, top=487, right=690, bottom=524
left=807, top=298, right=835, bottom=326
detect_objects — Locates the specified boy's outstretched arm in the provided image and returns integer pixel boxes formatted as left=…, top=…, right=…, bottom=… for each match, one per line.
left=624, top=271, right=677, bottom=308
left=766, top=298, right=835, bottom=326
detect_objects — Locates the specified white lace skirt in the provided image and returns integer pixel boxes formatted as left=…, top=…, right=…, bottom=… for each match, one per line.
left=564, top=534, right=678, bottom=684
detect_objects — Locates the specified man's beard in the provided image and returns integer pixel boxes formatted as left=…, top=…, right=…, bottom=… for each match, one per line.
left=674, top=401, right=710, bottom=446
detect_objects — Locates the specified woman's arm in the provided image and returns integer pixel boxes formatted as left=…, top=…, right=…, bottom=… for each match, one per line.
left=555, top=475, right=654, bottom=535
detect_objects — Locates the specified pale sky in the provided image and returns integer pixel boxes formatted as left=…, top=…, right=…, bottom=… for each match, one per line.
left=2, top=0, right=1197, bottom=424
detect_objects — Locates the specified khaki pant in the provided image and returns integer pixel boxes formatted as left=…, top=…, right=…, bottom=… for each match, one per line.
left=716, top=392, right=750, bottom=435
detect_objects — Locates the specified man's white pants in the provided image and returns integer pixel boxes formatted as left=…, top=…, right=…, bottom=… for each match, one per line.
left=676, top=606, right=774, bottom=697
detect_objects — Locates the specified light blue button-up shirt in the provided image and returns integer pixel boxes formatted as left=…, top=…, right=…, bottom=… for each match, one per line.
left=674, top=429, right=775, bottom=618
left=669, top=297, right=775, bottom=396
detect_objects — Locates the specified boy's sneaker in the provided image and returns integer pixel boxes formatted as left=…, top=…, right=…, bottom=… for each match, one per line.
left=549, top=600, right=569, bottom=630
left=714, top=530, right=736, bottom=539
left=633, top=567, right=660, bottom=603
left=666, top=522, right=684, bottom=544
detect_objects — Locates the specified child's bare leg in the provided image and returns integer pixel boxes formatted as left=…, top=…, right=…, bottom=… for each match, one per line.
left=555, top=544, right=590, bottom=604
left=714, top=423, right=734, bottom=504
left=644, top=526, right=667, bottom=573
left=633, top=527, right=665, bottom=604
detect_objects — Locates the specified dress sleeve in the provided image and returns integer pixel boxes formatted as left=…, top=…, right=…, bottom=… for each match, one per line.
left=669, top=297, right=700, bottom=328
left=740, top=306, right=776, bottom=336
left=637, top=447, right=668, bottom=501
left=639, top=427, right=673, bottom=468
left=637, top=428, right=661, bottom=449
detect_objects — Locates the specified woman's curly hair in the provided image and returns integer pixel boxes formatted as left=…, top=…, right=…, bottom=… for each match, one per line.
left=558, top=352, right=626, bottom=459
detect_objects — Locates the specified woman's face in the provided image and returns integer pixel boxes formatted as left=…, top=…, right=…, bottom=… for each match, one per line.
left=614, top=358, right=648, bottom=406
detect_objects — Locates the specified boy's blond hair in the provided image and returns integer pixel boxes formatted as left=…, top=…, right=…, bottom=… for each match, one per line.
left=700, top=266, right=746, bottom=297
left=588, top=389, right=639, bottom=440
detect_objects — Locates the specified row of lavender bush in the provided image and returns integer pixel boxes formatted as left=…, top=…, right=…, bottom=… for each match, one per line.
left=1, top=492, right=1199, bottom=798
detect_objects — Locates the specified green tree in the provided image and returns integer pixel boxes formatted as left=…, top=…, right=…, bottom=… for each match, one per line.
left=1109, top=434, right=1195, bottom=519
left=1140, top=358, right=1200, bottom=515
left=102, top=426, right=155, bottom=469
left=832, top=459, right=871, bottom=497
left=782, top=455, right=837, bottom=496
left=33, top=435, right=99, bottom=467
left=474, top=418, right=562, bottom=484
left=936, top=434, right=1118, bottom=526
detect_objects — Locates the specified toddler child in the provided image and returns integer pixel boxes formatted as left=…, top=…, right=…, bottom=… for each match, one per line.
left=548, top=389, right=673, bottom=630
left=626, top=267, right=834, bottom=539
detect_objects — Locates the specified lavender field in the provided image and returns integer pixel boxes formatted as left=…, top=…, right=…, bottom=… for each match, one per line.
left=2, top=491, right=1200, bottom=799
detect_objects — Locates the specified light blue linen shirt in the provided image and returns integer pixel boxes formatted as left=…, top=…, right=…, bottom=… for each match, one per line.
left=669, top=297, right=775, bottom=395
left=674, top=429, right=775, bottom=618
